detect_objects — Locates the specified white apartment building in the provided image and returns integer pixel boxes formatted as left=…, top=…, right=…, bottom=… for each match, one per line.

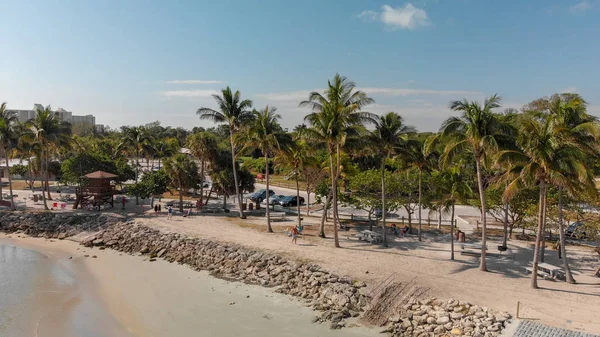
left=9, top=104, right=96, bottom=126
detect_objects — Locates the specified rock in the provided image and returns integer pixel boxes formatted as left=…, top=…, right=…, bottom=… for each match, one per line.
left=451, top=328, right=462, bottom=335
left=149, top=258, right=157, bottom=262
left=92, top=255, right=97, bottom=258
left=426, top=316, right=436, bottom=324
left=84, top=254, right=89, bottom=258
left=436, top=316, right=450, bottom=325
left=450, top=312, right=464, bottom=319
left=434, top=325, right=446, bottom=334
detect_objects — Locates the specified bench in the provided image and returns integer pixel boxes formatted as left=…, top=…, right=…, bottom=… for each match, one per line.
left=270, top=212, right=287, bottom=221
left=524, top=266, right=553, bottom=280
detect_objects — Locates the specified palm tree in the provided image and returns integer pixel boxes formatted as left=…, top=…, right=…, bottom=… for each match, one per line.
left=276, top=141, right=310, bottom=229
left=541, top=93, right=600, bottom=283
left=119, top=126, right=152, bottom=205
left=187, top=132, right=218, bottom=203
left=197, top=87, right=253, bottom=219
left=153, top=137, right=179, bottom=170
left=439, top=94, right=511, bottom=271
left=369, top=112, right=415, bottom=246
left=406, top=138, right=437, bottom=241
left=300, top=74, right=375, bottom=248
left=0, top=103, right=19, bottom=209
left=499, top=112, right=593, bottom=289
left=433, top=165, right=473, bottom=260
left=25, top=106, right=72, bottom=210
left=240, top=106, right=289, bottom=232
left=164, top=153, right=199, bottom=213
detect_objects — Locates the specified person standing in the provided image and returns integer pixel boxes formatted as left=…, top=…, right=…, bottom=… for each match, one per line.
left=121, top=197, right=126, bottom=210
left=158, top=204, right=162, bottom=213
left=168, top=206, right=173, bottom=220
left=291, top=226, right=298, bottom=244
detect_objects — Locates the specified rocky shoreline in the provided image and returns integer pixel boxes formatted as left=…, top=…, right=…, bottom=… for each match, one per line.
left=0, top=212, right=511, bottom=336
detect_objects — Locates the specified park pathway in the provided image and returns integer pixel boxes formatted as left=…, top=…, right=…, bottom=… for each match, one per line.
left=503, top=320, right=600, bottom=337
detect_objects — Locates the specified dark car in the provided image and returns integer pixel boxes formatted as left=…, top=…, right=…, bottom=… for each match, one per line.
left=565, top=222, right=587, bottom=240
left=278, top=195, right=305, bottom=207
left=249, top=189, right=275, bottom=203
left=268, top=194, right=286, bottom=205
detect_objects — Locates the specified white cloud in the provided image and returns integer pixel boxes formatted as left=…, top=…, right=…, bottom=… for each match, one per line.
left=361, top=87, right=480, bottom=96
left=358, top=3, right=430, bottom=30
left=381, top=4, right=430, bottom=30
left=560, top=86, right=578, bottom=93
left=570, top=1, right=592, bottom=13
left=256, top=87, right=480, bottom=102
left=160, top=90, right=219, bottom=97
left=358, top=10, right=378, bottom=21
left=166, top=80, right=224, bottom=85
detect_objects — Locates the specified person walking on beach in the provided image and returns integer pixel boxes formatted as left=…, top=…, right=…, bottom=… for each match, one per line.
left=291, top=226, right=298, bottom=244
left=168, top=206, right=173, bottom=220
left=154, top=204, right=158, bottom=216
left=158, top=204, right=162, bottom=213
left=121, top=197, right=126, bottom=210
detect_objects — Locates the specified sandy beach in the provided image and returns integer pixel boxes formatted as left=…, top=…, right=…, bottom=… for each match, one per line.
left=1, top=233, right=379, bottom=337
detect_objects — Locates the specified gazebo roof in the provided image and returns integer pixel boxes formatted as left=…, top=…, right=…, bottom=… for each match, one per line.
left=84, top=171, right=118, bottom=179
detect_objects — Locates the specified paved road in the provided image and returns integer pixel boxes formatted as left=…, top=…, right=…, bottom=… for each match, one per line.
left=505, top=320, right=600, bottom=337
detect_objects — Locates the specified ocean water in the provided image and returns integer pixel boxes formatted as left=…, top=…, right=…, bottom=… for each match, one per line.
left=0, top=240, right=130, bottom=337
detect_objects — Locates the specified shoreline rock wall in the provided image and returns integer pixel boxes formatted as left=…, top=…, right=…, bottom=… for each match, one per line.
left=0, top=211, right=511, bottom=335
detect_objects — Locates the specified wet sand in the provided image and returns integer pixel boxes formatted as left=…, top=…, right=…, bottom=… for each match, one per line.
left=0, top=234, right=379, bottom=337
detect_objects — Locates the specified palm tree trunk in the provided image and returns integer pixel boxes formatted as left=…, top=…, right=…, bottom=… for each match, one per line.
left=319, top=190, right=332, bottom=238
left=306, top=189, right=311, bottom=216
left=329, top=147, right=340, bottom=248
left=45, top=149, right=52, bottom=200
left=199, top=160, right=205, bottom=203
left=265, top=154, right=273, bottom=233
left=296, top=168, right=301, bottom=228
left=381, top=160, right=388, bottom=247
left=451, top=202, right=455, bottom=260
left=333, top=144, right=341, bottom=231
left=502, top=202, right=509, bottom=248
left=5, top=155, right=15, bottom=210
left=179, top=182, right=184, bottom=213
left=558, top=187, right=575, bottom=283
left=418, top=169, right=422, bottom=242
left=229, top=130, right=244, bottom=219
left=438, top=208, right=442, bottom=229
left=532, top=180, right=547, bottom=289
left=475, top=155, right=487, bottom=271
left=40, top=145, right=49, bottom=210
left=135, top=150, right=140, bottom=205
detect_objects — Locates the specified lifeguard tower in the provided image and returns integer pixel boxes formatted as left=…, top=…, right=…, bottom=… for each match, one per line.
left=73, top=171, right=118, bottom=209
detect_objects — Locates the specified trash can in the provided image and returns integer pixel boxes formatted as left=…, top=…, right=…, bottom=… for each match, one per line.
left=248, top=203, right=254, bottom=211
left=255, top=201, right=261, bottom=210
left=242, top=203, right=247, bottom=211
left=458, top=231, right=465, bottom=243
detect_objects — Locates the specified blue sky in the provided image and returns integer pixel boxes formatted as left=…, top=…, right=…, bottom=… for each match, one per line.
left=1, top=0, right=599, bottom=131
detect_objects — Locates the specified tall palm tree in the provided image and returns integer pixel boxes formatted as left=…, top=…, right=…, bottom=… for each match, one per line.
left=433, top=165, right=473, bottom=260
left=439, top=94, right=511, bottom=271
left=153, top=137, right=179, bottom=170
left=406, top=138, right=437, bottom=241
left=275, top=141, right=310, bottom=229
left=499, top=112, right=593, bottom=289
left=186, top=132, right=218, bottom=203
left=240, top=106, right=289, bottom=232
left=197, top=87, right=253, bottom=219
left=369, top=112, right=415, bottom=246
left=164, top=153, right=199, bottom=213
left=0, top=102, right=19, bottom=209
left=542, top=93, right=600, bottom=283
left=119, top=126, right=152, bottom=205
left=25, top=106, right=72, bottom=210
left=300, top=74, right=375, bottom=248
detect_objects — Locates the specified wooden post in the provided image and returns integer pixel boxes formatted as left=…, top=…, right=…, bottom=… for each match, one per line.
left=401, top=216, right=405, bottom=225
left=476, top=220, right=479, bottom=230
left=516, top=301, right=520, bottom=318
left=427, top=218, right=431, bottom=226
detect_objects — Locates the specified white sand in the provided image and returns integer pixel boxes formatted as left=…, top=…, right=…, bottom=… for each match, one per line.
left=136, top=213, right=600, bottom=334
left=2, top=234, right=379, bottom=337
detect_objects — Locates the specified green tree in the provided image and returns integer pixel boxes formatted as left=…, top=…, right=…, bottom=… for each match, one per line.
left=186, top=132, right=218, bottom=201
left=163, top=154, right=200, bottom=213
left=197, top=87, right=254, bottom=218
left=61, top=152, right=134, bottom=185
left=240, top=106, right=289, bottom=232
left=128, top=169, right=169, bottom=206
left=24, top=106, right=72, bottom=210
left=0, top=102, right=19, bottom=209
left=438, top=94, right=511, bottom=271
left=369, top=112, right=415, bottom=246
left=499, top=111, right=595, bottom=289
left=275, top=141, right=311, bottom=228
left=119, top=126, right=153, bottom=205
left=300, top=74, right=375, bottom=247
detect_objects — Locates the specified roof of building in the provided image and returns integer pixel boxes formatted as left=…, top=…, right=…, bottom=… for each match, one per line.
left=84, top=171, right=118, bottom=179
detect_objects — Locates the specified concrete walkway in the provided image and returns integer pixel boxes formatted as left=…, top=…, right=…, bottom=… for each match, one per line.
left=503, top=320, right=600, bottom=337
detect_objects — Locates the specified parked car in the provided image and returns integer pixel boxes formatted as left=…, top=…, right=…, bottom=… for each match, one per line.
left=268, top=194, right=286, bottom=205
left=278, top=195, right=305, bottom=207
left=374, top=209, right=394, bottom=219
left=565, top=222, right=587, bottom=240
left=249, top=189, right=275, bottom=203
